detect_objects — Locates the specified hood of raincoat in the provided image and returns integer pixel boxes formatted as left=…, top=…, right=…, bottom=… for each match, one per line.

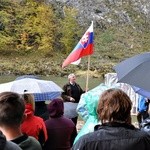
left=24, top=104, right=34, bottom=117
left=47, top=99, right=64, bottom=118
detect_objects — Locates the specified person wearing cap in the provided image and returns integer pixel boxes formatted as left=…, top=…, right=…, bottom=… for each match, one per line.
left=61, top=73, right=85, bottom=125
left=43, top=99, right=77, bottom=150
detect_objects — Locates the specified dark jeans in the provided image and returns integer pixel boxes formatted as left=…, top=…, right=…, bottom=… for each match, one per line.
left=137, top=111, right=149, bottom=127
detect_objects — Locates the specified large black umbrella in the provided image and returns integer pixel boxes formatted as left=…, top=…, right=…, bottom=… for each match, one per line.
left=113, top=52, right=150, bottom=92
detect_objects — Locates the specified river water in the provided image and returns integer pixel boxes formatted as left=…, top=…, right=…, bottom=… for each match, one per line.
left=0, top=75, right=103, bottom=90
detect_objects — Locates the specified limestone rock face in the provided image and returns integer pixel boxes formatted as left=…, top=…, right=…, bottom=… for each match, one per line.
left=48, top=0, right=150, bottom=27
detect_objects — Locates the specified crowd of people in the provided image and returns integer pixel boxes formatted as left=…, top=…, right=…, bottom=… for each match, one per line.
left=0, top=73, right=150, bottom=150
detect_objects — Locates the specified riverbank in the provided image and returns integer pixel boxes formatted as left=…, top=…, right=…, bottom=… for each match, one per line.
left=0, top=53, right=113, bottom=79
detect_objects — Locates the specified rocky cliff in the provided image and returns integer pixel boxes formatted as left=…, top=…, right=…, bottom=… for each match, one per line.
left=48, top=0, right=150, bottom=27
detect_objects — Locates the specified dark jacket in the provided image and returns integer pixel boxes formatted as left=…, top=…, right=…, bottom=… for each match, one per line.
left=72, top=122, right=150, bottom=150
left=35, top=101, right=49, bottom=121
left=140, top=117, right=150, bottom=134
left=44, top=99, right=77, bottom=150
left=62, top=83, right=84, bottom=103
left=0, top=132, right=22, bottom=150
left=11, top=134, right=42, bottom=150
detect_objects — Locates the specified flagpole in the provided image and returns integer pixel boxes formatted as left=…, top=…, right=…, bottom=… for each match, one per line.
left=85, top=21, right=93, bottom=92
left=85, top=55, right=90, bottom=92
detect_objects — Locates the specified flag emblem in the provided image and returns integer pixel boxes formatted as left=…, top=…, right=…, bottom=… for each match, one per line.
left=80, top=32, right=90, bottom=49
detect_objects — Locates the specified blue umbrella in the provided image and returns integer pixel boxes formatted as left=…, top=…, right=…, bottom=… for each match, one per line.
left=34, top=92, right=62, bottom=101
left=132, top=86, right=150, bottom=99
left=114, top=52, right=150, bottom=92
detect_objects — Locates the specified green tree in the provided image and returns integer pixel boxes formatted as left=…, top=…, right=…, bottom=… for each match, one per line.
left=0, top=0, right=18, bottom=52
left=60, top=6, right=81, bottom=54
left=15, top=0, right=56, bottom=54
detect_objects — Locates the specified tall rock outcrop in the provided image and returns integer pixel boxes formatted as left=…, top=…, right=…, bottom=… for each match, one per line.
left=48, top=0, right=150, bottom=27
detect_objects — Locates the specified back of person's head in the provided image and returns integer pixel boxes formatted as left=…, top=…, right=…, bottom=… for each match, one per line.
left=23, top=93, right=35, bottom=111
left=97, top=88, right=132, bottom=124
left=0, top=92, right=25, bottom=128
left=47, top=99, right=64, bottom=118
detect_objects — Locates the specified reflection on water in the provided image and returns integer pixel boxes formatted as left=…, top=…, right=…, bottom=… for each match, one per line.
left=0, top=75, right=103, bottom=90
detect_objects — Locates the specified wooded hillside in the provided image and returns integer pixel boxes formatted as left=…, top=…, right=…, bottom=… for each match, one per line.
left=0, top=0, right=150, bottom=77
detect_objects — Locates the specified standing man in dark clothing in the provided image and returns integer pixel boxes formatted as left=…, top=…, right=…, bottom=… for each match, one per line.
left=61, top=73, right=85, bottom=125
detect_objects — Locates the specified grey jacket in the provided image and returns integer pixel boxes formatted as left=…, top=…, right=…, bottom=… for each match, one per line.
left=4, top=141, right=22, bottom=150
left=11, top=134, right=42, bottom=150
left=0, top=133, right=22, bottom=150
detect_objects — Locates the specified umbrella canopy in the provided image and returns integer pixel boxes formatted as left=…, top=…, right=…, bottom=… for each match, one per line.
left=0, top=78, right=63, bottom=101
left=16, top=75, right=40, bottom=80
left=132, top=86, right=150, bottom=99
left=63, top=102, right=78, bottom=118
left=113, top=52, right=150, bottom=92
left=15, top=75, right=63, bottom=101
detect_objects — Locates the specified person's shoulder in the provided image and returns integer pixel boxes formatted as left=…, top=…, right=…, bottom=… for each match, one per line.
left=78, top=130, right=96, bottom=141
left=62, top=83, right=70, bottom=89
left=63, top=82, right=70, bottom=86
left=27, top=136, right=41, bottom=145
left=75, top=83, right=80, bottom=86
left=73, top=132, right=94, bottom=149
left=21, top=136, right=42, bottom=150
left=136, top=128, right=150, bottom=137
left=4, top=141, right=22, bottom=150
left=75, top=83, right=84, bottom=90
left=34, top=115, right=44, bottom=122
left=63, top=116, right=76, bottom=124
left=56, top=116, right=76, bottom=128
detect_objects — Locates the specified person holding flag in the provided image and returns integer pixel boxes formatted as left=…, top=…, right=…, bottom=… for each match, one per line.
left=61, top=73, right=85, bottom=126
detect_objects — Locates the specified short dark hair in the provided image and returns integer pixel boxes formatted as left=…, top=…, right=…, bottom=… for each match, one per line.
left=0, top=92, right=25, bottom=127
left=97, top=88, right=132, bottom=124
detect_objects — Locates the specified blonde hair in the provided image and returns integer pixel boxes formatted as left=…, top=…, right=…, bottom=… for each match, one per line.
left=23, top=94, right=35, bottom=111
left=68, top=73, right=75, bottom=79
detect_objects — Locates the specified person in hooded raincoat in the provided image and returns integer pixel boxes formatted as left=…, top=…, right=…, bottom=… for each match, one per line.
left=43, top=99, right=77, bottom=150
left=21, top=94, right=48, bottom=147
